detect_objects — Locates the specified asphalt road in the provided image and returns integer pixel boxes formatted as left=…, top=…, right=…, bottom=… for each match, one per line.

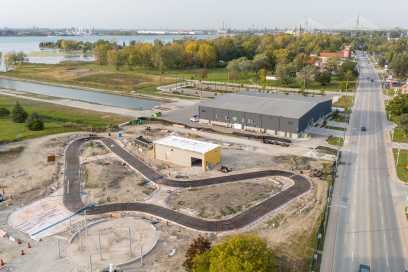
left=63, top=136, right=311, bottom=232
left=321, top=53, right=406, bottom=271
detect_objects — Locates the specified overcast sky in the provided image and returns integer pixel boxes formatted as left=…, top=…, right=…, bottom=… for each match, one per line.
left=1, top=0, right=407, bottom=29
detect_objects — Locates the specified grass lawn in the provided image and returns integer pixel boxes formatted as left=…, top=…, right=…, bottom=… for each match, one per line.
left=393, top=148, right=408, bottom=183
left=327, top=136, right=344, bottom=146
left=333, top=95, right=354, bottom=110
left=3, top=63, right=175, bottom=97
left=0, top=95, right=129, bottom=143
left=392, top=127, right=408, bottom=143
left=3, top=63, right=356, bottom=95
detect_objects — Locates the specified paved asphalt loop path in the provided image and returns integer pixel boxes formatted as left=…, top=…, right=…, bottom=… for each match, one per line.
left=63, top=136, right=311, bottom=232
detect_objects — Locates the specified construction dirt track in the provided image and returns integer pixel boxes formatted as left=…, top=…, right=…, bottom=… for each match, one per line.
left=63, top=136, right=311, bottom=232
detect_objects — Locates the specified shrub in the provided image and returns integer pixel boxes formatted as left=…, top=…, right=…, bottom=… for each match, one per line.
left=11, top=102, right=28, bottom=123
left=26, top=112, right=44, bottom=131
left=0, top=107, right=10, bottom=117
left=183, top=235, right=212, bottom=272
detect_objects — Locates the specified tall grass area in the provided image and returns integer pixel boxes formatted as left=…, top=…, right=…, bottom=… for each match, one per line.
left=392, top=127, right=408, bottom=143
left=3, top=63, right=175, bottom=96
left=0, top=95, right=128, bottom=143
left=333, top=95, right=354, bottom=110
left=4, top=63, right=354, bottom=95
left=393, top=148, right=408, bottom=183
left=327, top=136, right=344, bottom=146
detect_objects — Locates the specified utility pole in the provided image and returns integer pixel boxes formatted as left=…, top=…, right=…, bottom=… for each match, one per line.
left=140, top=233, right=144, bottom=266
left=89, top=255, right=93, bottom=272
left=79, top=224, right=83, bottom=251
left=57, top=239, right=62, bottom=258
left=84, top=210, right=88, bottom=248
left=99, top=231, right=102, bottom=260
left=397, top=148, right=401, bottom=166
left=128, top=227, right=133, bottom=257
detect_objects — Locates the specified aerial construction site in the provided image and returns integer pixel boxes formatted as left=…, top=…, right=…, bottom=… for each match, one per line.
left=0, top=88, right=343, bottom=271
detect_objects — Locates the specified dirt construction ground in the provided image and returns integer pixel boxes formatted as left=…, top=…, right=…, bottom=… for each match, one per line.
left=82, top=159, right=156, bottom=205
left=0, top=126, right=332, bottom=272
left=167, top=176, right=293, bottom=219
left=0, top=133, right=87, bottom=205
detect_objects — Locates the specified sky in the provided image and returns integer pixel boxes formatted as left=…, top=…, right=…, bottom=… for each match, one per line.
left=1, top=0, right=407, bottom=30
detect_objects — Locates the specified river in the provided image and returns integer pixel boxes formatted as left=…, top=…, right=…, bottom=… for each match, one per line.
left=0, top=34, right=215, bottom=64
left=0, top=78, right=160, bottom=110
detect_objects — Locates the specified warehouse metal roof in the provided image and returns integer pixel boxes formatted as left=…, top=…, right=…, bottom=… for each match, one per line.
left=154, top=136, right=220, bottom=154
left=200, top=92, right=332, bottom=119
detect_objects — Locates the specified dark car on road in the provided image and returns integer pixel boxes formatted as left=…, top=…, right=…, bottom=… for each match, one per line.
left=361, top=126, right=367, bottom=132
left=359, top=264, right=370, bottom=272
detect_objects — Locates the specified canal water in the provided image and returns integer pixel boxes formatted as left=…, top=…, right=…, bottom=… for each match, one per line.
left=0, top=78, right=160, bottom=110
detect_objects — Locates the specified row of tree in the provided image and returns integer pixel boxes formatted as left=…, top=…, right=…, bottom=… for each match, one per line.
left=88, top=33, right=349, bottom=71
left=39, top=39, right=94, bottom=52
left=357, top=32, right=408, bottom=77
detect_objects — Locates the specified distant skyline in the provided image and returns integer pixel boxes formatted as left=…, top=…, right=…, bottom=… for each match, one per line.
left=1, top=0, right=408, bottom=30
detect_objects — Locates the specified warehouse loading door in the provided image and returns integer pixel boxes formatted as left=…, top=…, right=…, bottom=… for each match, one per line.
left=191, top=157, right=203, bottom=168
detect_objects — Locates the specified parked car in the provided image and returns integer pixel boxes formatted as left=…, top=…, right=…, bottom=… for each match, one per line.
left=190, top=115, right=199, bottom=122
left=0, top=194, right=4, bottom=202
left=219, top=166, right=232, bottom=173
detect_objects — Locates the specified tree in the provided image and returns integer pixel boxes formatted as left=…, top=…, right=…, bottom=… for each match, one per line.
left=325, top=58, right=338, bottom=74
left=94, top=40, right=114, bottom=65
left=107, top=49, right=119, bottom=69
left=4, top=51, right=26, bottom=71
left=276, top=63, right=296, bottom=85
left=258, top=68, right=267, bottom=82
left=274, top=48, right=289, bottom=65
left=183, top=235, right=212, bottom=272
left=26, top=112, right=44, bottom=131
left=107, top=49, right=125, bottom=70
left=253, top=53, right=269, bottom=72
left=226, top=57, right=253, bottom=81
left=226, top=59, right=241, bottom=81
left=192, top=234, right=277, bottom=272
left=197, top=43, right=217, bottom=68
left=11, top=102, right=28, bottom=123
left=339, top=60, right=358, bottom=80
left=344, top=70, right=354, bottom=92
left=297, top=65, right=315, bottom=89
left=385, top=94, right=408, bottom=119
left=212, top=37, right=239, bottom=62
left=0, top=107, right=10, bottom=117
left=400, top=113, right=408, bottom=134
left=315, top=71, right=332, bottom=86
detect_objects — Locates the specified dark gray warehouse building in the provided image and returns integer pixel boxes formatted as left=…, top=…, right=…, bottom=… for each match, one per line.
left=198, top=92, right=332, bottom=139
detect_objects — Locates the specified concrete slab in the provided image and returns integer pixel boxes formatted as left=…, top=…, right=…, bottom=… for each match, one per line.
left=8, top=190, right=76, bottom=241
